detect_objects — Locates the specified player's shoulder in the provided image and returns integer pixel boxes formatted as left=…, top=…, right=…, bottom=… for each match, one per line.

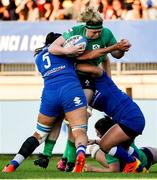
left=72, top=24, right=85, bottom=32
left=63, top=24, right=85, bottom=39
left=35, top=47, right=48, bottom=61
left=101, top=27, right=114, bottom=36
left=40, top=47, right=48, bottom=56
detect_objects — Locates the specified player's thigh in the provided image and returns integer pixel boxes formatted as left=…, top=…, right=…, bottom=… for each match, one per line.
left=48, top=116, right=64, bottom=139
left=100, top=124, right=131, bottom=150
left=84, top=89, right=94, bottom=104
left=40, top=88, right=62, bottom=118
left=65, top=106, right=87, bottom=127
left=62, top=82, right=88, bottom=127
left=37, top=113, right=56, bottom=126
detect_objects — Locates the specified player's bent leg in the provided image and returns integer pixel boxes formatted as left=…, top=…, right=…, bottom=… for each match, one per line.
left=2, top=113, right=56, bottom=173
left=65, top=107, right=88, bottom=173
left=99, top=124, right=143, bottom=173
left=34, top=117, right=63, bottom=168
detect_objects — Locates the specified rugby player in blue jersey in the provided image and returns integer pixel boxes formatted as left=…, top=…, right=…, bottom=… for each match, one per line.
left=34, top=56, right=146, bottom=173
left=48, top=35, right=145, bottom=173
left=46, top=7, right=134, bottom=173
left=86, top=116, right=157, bottom=173
left=2, top=31, right=124, bottom=173
left=76, top=64, right=146, bottom=173
left=2, top=32, right=88, bottom=173
left=33, top=44, right=145, bottom=173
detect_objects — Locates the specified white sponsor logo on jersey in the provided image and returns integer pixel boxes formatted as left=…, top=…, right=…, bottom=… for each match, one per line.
left=85, top=80, right=90, bottom=86
left=73, top=97, right=83, bottom=106
left=66, top=28, right=73, bottom=33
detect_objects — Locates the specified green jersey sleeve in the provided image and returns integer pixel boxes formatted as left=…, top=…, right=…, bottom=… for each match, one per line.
left=101, top=28, right=117, bottom=47
left=105, top=153, right=119, bottom=164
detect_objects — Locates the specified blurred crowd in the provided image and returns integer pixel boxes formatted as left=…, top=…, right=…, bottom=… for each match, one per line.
left=0, top=0, right=157, bottom=21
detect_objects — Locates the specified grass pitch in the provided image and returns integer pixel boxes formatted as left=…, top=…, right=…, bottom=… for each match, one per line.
left=0, top=155, right=157, bottom=179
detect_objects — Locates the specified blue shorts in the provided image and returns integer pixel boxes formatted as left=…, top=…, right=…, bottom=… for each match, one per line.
left=40, top=82, right=87, bottom=117
left=92, top=92, right=145, bottom=135
left=112, top=100, right=145, bottom=135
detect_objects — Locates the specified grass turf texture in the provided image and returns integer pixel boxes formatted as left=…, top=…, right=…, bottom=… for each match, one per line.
left=0, top=155, right=157, bottom=179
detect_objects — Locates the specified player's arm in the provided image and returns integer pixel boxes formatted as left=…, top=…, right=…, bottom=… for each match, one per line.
left=86, top=146, right=120, bottom=172
left=77, top=44, right=119, bottom=61
left=111, top=50, right=125, bottom=59
left=48, top=36, right=84, bottom=56
left=111, top=39, right=131, bottom=59
left=105, top=29, right=131, bottom=59
left=85, top=162, right=120, bottom=172
left=76, top=64, right=103, bottom=77
left=77, top=40, right=130, bottom=61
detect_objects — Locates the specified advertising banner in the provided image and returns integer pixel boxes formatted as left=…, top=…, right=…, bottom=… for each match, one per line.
left=0, top=20, right=157, bottom=63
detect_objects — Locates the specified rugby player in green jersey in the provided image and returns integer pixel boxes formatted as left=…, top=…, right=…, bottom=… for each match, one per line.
left=34, top=6, right=131, bottom=171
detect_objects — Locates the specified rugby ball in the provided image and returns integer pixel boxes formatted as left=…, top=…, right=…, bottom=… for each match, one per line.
left=63, top=35, right=87, bottom=50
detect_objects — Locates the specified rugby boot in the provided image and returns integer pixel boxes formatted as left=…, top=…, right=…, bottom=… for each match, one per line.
left=34, top=154, right=49, bottom=168
left=72, top=152, right=85, bottom=173
left=65, top=162, right=75, bottom=172
left=2, top=164, right=15, bottom=173
left=57, top=157, right=67, bottom=171
left=123, top=157, right=143, bottom=173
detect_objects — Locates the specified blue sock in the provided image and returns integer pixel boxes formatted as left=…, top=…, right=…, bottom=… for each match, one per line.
left=108, top=146, right=135, bottom=163
left=11, top=160, right=19, bottom=169
left=128, top=146, right=139, bottom=159
left=76, top=145, right=86, bottom=156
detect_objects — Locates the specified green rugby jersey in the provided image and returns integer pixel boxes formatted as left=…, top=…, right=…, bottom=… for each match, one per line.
left=62, top=24, right=117, bottom=66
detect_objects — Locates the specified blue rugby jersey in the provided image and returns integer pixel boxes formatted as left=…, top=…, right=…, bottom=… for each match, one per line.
left=91, top=72, right=145, bottom=134
left=35, top=47, right=87, bottom=117
left=92, top=72, right=129, bottom=117
left=35, top=48, right=78, bottom=86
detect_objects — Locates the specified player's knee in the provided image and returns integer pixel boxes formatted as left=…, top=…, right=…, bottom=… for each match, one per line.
left=89, top=144, right=100, bottom=159
left=36, top=122, right=52, bottom=144
left=72, top=124, right=87, bottom=132
left=71, top=124, right=87, bottom=140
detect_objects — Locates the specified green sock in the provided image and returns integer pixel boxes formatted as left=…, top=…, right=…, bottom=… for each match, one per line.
left=67, top=140, right=76, bottom=163
left=43, top=139, right=56, bottom=159
left=62, top=140, right=69, bottom=159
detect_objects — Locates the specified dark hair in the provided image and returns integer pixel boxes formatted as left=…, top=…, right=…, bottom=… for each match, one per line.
left=45, top=32, right=61, bottom=46
left=95, top=116, right=115, bottom=136
left=34, top=32, right=61, bottom=56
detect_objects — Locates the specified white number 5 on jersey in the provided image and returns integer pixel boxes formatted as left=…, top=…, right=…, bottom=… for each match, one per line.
left=42, top=52, right=51, bottom=69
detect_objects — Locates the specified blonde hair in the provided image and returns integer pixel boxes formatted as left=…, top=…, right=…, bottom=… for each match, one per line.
left=78, top=6, right=103, bottom=24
